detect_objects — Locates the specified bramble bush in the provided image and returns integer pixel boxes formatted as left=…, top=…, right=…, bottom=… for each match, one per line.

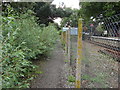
left=1, top=6, right=59, bottom=88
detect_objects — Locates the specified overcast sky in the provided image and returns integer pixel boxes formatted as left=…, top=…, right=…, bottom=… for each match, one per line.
left=52, top=0, right=80, bottom=9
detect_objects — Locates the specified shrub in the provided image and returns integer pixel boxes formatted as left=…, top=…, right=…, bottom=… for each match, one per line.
left=2, top=7, right=59, bottom=88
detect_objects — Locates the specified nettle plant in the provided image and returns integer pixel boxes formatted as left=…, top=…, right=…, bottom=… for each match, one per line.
left=2, top=13, right=36, bottom=88
left=15, top=16, right=59, bottom=59
left=2, top=6, right=59, bottom=88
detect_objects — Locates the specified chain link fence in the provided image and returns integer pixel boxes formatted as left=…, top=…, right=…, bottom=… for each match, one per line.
left=83, top=13, right=120, bottom=61
left=61, top=14, right=120, bottom=87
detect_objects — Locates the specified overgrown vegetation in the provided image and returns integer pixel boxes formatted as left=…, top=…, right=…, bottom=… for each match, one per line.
left=1, top=5, right=59, bottom=88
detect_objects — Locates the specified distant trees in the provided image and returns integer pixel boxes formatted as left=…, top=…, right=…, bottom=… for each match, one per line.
left=2, top=2, right=73, bottom=26
left=34, top=2, right=73, bottom=25
left=78, top=2, right=120, bottom=22
left=78, top=2, right=120, bottom=36
left=61, top=9, right=79, bottom=27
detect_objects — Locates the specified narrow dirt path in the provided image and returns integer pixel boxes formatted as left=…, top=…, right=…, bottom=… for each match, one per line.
left=30, top=41, right=67, bottom=88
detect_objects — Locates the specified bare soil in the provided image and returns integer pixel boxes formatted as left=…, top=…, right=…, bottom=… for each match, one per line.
left=30, top=41, right=67, bottom=88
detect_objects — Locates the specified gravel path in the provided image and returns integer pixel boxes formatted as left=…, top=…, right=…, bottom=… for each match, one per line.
left=30, top=42, right=67, bottom=88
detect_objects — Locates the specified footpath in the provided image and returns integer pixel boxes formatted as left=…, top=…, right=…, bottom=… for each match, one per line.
left=30, top=41, right=69, bottom=88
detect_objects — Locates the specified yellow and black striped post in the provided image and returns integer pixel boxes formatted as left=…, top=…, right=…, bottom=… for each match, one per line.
left=76, top=18, right=82, bottom=88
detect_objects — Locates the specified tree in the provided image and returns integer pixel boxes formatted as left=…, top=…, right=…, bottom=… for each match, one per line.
left=78, top=2, right=120, bottom=36
left=2, top=2, right=35, bottom=16
left=34, top=2, right=52, bottom=25
left=34, top=2, right=73, bottom=25
left=61, top=9, right=79, bottom=27
left=79, top=2, right=120, bottom=22
left=2, top=2, right=73, bottom=26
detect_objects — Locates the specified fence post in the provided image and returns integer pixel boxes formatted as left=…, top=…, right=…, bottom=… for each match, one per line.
left=76, top=18, right=82, bottom=88
left=68, top=27, right=71, bottom=65
left=61, top=31, right=63, bottom=45
left=65, top=31, right=68, bottom=54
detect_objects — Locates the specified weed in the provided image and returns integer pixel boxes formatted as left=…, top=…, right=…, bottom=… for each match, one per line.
left=68, top=75, right=75, bottom=82
left=35, top=71, right=43, bottom=74
left=82, top=75, right=90, bottom=80
left=64, top=60, right=69, bottom=63
left=82, top=73, right=107, bottom=87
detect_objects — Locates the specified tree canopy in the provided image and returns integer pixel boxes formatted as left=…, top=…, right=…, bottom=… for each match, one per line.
left=78, top=2, right=120, bottom=22
left=2, top=2, right=73, bottom=26
left=60, top=9, right=79, bottom=27
left=34, top=2, right=73, bottom=25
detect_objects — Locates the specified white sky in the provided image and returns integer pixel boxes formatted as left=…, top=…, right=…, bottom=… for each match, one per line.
left=53, top=17, right=62, bottom=26
left=52, top=0, right=80, bottom=9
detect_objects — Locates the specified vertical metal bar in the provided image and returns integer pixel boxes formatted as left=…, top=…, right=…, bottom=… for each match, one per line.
left=65, top=31, right=67, bottom=54
left=61, top=31, right=63, bottom=43
left=68, top=28, right=71, bottom=65
left=0, top=7, right=2, bottom=89
left=76, top=18, right=82, bottom=88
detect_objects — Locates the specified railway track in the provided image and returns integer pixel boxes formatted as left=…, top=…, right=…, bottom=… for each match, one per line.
left=87, top=36, right=120, bottom=61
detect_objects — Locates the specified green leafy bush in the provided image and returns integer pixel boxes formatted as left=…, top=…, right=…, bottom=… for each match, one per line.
left=2, top=6, right=58, bottom=88
left=2, top=15, right=36, bottom=88
left=14, top=14, right=59, bottom=59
